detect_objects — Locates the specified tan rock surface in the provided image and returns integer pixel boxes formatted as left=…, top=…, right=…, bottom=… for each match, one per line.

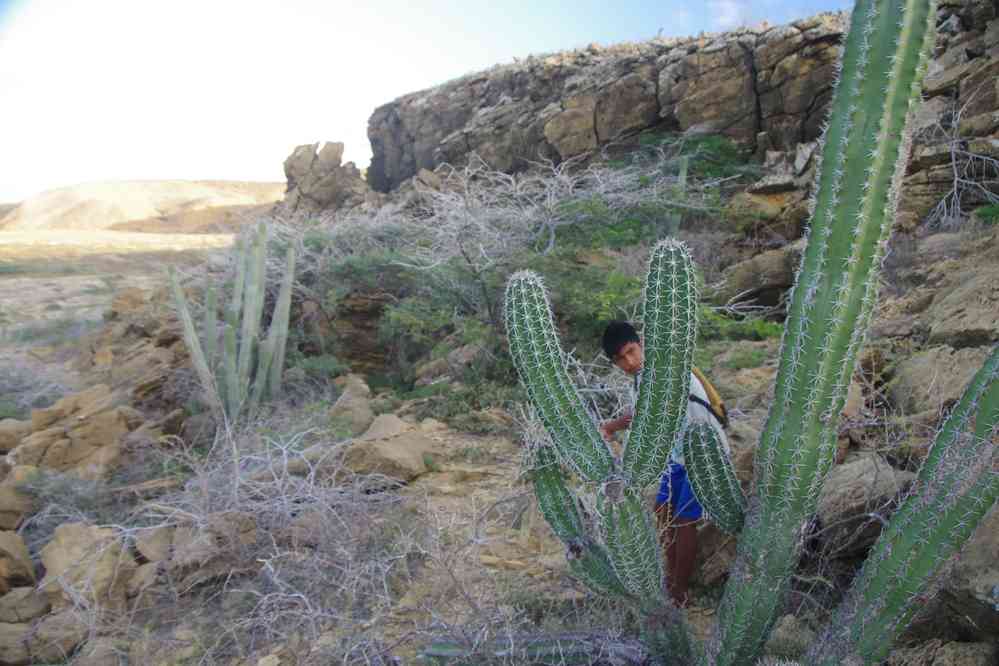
left=0, top=587, right=50, bottom=623
left=0, top=532, right=35, bottom=595
left=39, top=522, right=136, bottom=613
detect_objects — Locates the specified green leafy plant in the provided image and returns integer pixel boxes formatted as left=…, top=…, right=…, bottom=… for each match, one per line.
left=169, top=221, right=295, bottom=422
left=488, top=2, right=999, bottom=664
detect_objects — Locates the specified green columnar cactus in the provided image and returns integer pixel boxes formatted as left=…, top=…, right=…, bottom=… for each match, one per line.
left=169, top=221, right=296, bottom=422
left=807, top=346, right=999, bottom=665
left=500, top=1, right=998, bottom=664
left=712, top=1, right=939, bottom=661
left=681, top=422, right=745, bottom=535
left=507, top=239, right=699, bottom=661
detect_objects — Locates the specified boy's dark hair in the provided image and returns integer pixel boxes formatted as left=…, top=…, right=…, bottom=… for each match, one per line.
left=602, top=320, right=640, bottom=359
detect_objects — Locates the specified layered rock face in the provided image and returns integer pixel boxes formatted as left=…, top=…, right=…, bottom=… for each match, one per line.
left=367, top=14, right=845, bottom=191
left=368, top=0, right=999, bottom=211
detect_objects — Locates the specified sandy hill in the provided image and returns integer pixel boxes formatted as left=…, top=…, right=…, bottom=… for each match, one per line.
left=0, top=180, right=284, bottom=232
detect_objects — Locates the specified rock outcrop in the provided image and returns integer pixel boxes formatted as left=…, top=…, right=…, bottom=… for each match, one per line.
left=368, top=14, right=845, bottom=191
left=280, top=141, right=370, bottom=213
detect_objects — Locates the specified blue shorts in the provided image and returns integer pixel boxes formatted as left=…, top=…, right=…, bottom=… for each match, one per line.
left=655, top=463, right=703, bottom=520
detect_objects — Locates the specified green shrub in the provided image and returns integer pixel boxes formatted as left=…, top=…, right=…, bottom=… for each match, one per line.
left=699, top=306, right=783, bottom=342
left=973, top=203, right=999, bottom=225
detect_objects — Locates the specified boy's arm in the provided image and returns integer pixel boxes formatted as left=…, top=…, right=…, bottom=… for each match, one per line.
left=600, top=412, right=633, bottom=439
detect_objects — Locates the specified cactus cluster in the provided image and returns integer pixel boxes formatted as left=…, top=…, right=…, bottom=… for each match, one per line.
left=169, top=221, right=295, bottom=422
left=500, top=0, right=999, bottom=664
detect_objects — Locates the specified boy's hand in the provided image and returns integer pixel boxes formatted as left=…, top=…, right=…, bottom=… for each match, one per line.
left=599, top=422, right=614, bottom=442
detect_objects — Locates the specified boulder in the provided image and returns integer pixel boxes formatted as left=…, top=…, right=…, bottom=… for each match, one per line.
left=816, top=454, right=916, bottom=556
left=938, top=508, right=999, bottom=641
left=0, top=420, right=31, bottom=454
left=888, top=346, right=994, bottom=415
left=282, top=141, right=370, bottom=213
left=0, top=622, right=29, bottom=665
left=341, top=414, right=437, bottom=481
left=0, top=532, right=35, bottom=595
left=0, top=467, right=36, bottom=530
left=0, top=587, right=50, bottom=623
left=72, top=637, right=124, bottom=666
left=763, top=614, right=816, bottom=660
left=888, top=639, right=998, bottom=666
left=926, top=267, right=999, bottom=348
left=713, top=239, right=803, bottom=306
left=329, top=374, right=375, bottom=436
left=39, top=522, right=136, bottom=613
left=27, top=610, right=89, bottom=664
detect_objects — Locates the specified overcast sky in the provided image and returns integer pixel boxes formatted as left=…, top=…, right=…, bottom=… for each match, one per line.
left=0, top=0, right=852, bottom=202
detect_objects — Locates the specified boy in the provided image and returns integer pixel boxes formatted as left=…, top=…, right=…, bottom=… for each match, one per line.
left=600, top=320, right=729, bottom=607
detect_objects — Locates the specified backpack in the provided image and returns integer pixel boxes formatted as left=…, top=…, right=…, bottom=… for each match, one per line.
left=691, top=366, right=729, bottom=429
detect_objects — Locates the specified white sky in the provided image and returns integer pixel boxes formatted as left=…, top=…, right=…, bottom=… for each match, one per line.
left=0, top=0, right=851, bottom=202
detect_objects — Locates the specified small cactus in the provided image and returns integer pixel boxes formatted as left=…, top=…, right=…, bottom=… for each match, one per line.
left=169, top=221, right=295, bottom=422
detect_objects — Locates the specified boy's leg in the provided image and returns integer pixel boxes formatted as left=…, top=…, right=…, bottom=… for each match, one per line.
left=655, top=502, right=698, bottom=607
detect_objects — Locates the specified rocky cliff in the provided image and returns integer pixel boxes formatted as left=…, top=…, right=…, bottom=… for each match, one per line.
left=366, top=0, right=999, bottom=215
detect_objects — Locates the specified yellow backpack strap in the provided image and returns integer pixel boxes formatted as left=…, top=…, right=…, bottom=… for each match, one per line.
left=692, top=365, right=728, bottom=428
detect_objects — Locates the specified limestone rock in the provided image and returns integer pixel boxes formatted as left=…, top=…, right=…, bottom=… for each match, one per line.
left=170, top=511, right=256, bottom=575
left=660, top=35, right=759, bottom=141
left=0, top=622, right=29, bottom=665
left=0, top=420, right=30, bottom=454
left=0, top=467, right=36, bottom=530
left=341, top=415, right=436, bottom=481
left=939, top=508, right=999, bottom=641
left=0, top=532, right=35, bottom=595
left=329, top=374, right=375, bottom=436
left=544, top=95, right=598, bottom=159
left=39, top=522, right=136, bottom=613
left=714, top=239, right=803, bottom=307
left=72, top=637, right=125, bottom=666
left=926, top=267, right=999, bottom=348
left=764, top=614, right=816, bottom=660
left=28, top=610, right=89, bottom=664
left=888, top=640, right=998, bottom=666
left=817, top=454, right=916, bottom=556
left=282, top=141, right=369, bottom=213
left=0, top=587, right=50, bottom=623
left=888, top=345, right=994, bottom=415
left=135, top=525, right=174, bottom=563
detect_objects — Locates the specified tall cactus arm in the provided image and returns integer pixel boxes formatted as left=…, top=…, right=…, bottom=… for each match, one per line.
left=681, top=422, right=746, bottom=535
left=531, top=444, right=587, bottom=543
left=237, top=223, right=267, bottom=395
left=504, top=271, right=615, bottom=482
left=623, top=240, right=697, bottom=488
left=169, top=267, right=222, bottom=414
left=222, top=239, right=247, bottom=418
left=711, top=1, right=938, bottom=664
left=568, top=539, right=633, bottom=599
left=203, top=286, right=218, bottom=371
left=267, top=245, right=296, bottom=397
left=808, top=346, right=999, bottom=665
left=598, top=482, right=664, bottom=607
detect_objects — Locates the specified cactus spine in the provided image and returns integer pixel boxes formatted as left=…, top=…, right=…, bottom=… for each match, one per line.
left=170, top=221, right=296, bottom=422
left=502, top=1, right=998, bottom=664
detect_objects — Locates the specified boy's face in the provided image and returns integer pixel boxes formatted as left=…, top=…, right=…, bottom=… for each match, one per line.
left=613, top=340, right=643, bottom=376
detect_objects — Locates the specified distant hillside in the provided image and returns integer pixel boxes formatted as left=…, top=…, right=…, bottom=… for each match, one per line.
left=0, top=180, right=284, bottom=232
